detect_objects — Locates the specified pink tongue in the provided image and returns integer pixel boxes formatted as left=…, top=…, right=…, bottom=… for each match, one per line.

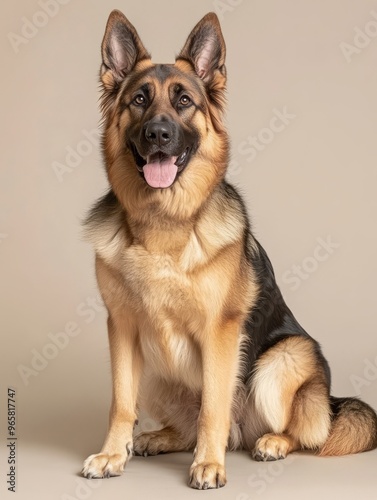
left=143, top=156, right=178, bottom=188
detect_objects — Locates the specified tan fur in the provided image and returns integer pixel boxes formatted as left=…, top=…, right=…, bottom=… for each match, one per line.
left=82, top=257, right=143, bottom=478
left=288, top=377, right=331, bottom=449
left=83, top=12, right=257, bottom=481
left=134, top=427, right=189, bottom=456
left=253, top=433, right=300, bottom=460
left=82, top=9, right=377, bottom=489
left=252, top=337, right=327, bottom=433
left=319, top=398, right=377, bottom=456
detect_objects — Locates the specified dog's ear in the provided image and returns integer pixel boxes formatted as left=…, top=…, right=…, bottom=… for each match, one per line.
left=177, top=13, right=227, bottom=132
left=100, top=10, right=150, bottom=94
left=177, top=12, right=226, bottom=85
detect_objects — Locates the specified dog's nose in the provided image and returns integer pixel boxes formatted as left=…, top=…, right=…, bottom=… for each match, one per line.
left=144, top=121, right=173, bottom=146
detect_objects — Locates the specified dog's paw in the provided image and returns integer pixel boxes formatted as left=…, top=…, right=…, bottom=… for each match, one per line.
left=82, top=444, right=132, bottom=479
left=189, top=462, right=226, bottom=490
left=252, top=434, right=291, bottom=462
left=134, top=429, right=181, bottom=456
left=134, top=431, right=163, bottom=456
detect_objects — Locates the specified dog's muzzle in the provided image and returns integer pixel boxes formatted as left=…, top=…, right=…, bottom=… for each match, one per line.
left=131, top=117, right=193, bottom=189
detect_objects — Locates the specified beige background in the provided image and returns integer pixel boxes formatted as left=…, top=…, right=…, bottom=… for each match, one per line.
left=1, top=1, right=377, bottom=499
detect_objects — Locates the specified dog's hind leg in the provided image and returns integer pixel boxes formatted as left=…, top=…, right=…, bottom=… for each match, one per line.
left=244, top=335, right=331, bottom=461
left=135, top=377, right=200, bottom=455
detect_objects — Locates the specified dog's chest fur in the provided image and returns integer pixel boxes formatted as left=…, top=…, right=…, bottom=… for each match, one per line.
left=85, top=192, right=247, bottom=387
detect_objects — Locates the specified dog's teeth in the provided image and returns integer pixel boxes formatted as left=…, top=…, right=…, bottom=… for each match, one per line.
left=176, top=150, right=188, bottom=167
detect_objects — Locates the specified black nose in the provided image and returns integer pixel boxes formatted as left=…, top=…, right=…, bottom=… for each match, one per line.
left=144, top=120, right=173, bottom=147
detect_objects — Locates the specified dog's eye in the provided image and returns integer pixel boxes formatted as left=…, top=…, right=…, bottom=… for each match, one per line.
left=179, top=95, right=191, bottom=107
left=133, top=95, right=145, bottom=106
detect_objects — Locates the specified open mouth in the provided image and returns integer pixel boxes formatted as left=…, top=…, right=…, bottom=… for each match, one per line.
left=131, top=145, right=191, bottom=189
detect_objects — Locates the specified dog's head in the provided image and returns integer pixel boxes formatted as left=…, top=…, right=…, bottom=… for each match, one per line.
left=100, top=10, right=228, bottom=219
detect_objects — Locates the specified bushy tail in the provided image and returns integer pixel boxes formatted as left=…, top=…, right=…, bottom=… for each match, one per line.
left=319, top=397, right=377, bottom=456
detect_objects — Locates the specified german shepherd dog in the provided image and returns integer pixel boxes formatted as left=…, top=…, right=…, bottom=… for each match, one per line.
left=82, top=10, right=377, bottom=489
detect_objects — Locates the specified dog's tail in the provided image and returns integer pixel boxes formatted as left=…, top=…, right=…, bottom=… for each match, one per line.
left=319, top=396, right=377, bottom=456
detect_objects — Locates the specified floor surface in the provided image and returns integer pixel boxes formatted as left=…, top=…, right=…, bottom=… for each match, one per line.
left=4, top=440, right=376, bottom=499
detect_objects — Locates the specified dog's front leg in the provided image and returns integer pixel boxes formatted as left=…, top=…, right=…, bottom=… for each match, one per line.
left=82, top=314, right=142, bottom=478
left=189, top=320, right=240, bottom=489
left=82, top=258, right=142, bottom=479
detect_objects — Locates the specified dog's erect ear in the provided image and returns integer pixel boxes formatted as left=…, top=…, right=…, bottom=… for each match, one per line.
left=101, top=10, right=150, bottom=92
left=177, top=13, right=227, bottom=132
left=177, top=12, right=226, bottom=84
